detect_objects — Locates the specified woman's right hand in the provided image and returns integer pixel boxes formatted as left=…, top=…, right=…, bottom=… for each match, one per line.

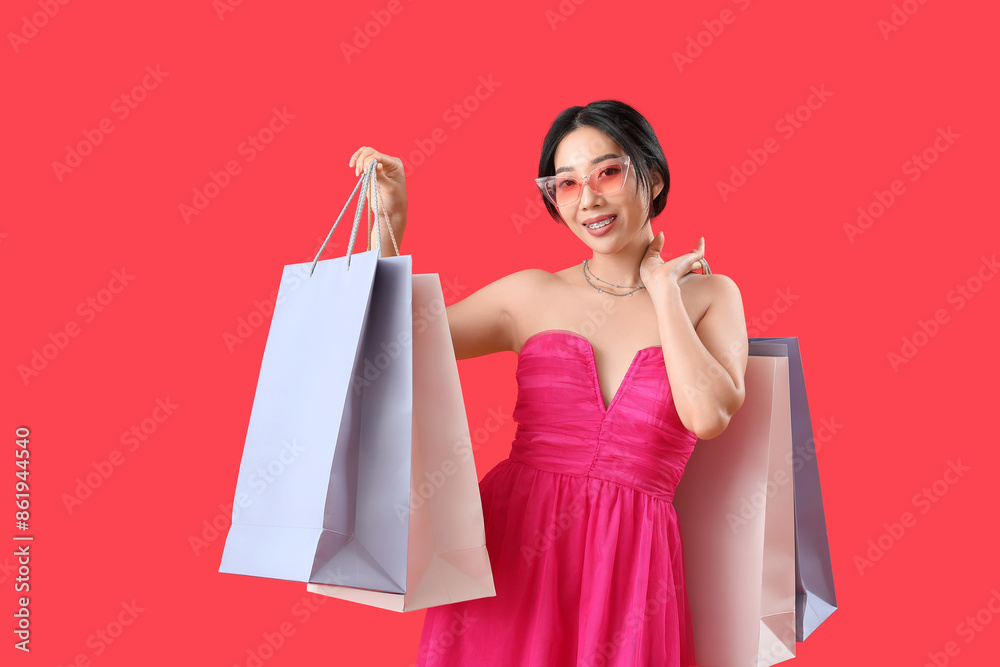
left=349, top=146, right=407, bottom=227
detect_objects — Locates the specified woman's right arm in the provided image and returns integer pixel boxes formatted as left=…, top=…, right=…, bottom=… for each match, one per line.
left=349, top=146, right=540, bottom=360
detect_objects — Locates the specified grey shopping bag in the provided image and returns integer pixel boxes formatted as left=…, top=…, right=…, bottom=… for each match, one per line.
left=750, top=337, right=837, bottom=641
left=675, top=348, right=797, bottom=667
left=219, top=159, right=414, bottom=593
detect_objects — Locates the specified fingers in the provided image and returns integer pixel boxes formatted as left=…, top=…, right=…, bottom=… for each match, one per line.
left=355, top=149, right=377, bottom=177
left=349, top=147, right=385, bottom=177
left=349, top=146, right=367, bottom=170
left=688, top=237, right=706, bottom=258
left=691, top=237, right=706, bottom=273
left=683, top=237, right=706, bottom=273
left=647, top=231, right=665, bottom=255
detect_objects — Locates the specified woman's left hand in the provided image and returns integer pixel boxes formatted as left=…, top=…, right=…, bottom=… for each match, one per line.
left=639, top=232, right=706, bottom=301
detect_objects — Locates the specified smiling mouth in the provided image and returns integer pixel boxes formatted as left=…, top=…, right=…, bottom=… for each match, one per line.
left=585, top=216, right=615, bottom=229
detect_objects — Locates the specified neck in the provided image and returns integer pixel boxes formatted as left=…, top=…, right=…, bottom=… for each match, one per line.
left=585, top=226, right=653, bottom=286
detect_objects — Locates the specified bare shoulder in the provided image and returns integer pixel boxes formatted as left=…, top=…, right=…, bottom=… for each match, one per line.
left=677, top=272, right=742, bottom=328
left=445, top=268, right=556, bottom=359
left=480, top=267, right=557, bottom=303
left=498, top=267, right=564, bottom=340
left=679, top=271, right=741, bottom=303
left=500, top=267, right=561, bottom=306
left=502, top=267, right=557, bottom=288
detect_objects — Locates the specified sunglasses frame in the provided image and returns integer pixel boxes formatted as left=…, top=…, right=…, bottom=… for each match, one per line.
left=535, top=155, right=632, bottom=207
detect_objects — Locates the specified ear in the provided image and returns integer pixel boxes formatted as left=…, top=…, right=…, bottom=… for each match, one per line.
left=650, top=168, right=664, bottom=201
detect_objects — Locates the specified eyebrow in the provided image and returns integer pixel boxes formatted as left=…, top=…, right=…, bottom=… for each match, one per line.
left=554, top=153, right=621, bottom=175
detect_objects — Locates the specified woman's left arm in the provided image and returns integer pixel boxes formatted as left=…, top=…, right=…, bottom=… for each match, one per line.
left=654, top=273, right=748, bottom=440
left=641, top=234, right=749, bottom=440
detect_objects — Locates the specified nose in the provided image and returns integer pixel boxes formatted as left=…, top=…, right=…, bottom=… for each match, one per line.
left=578, top=180, right=602, bottom=208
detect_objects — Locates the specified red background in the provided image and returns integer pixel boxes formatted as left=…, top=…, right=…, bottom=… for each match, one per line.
left=4, top=0, right=999, bottom=665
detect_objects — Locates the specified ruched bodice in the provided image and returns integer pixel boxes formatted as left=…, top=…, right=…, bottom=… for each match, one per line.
left=510, top=329, right=698, bottom=501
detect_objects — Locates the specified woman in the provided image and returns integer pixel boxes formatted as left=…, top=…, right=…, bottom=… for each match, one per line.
left=349, top=100, right=748, bottom=666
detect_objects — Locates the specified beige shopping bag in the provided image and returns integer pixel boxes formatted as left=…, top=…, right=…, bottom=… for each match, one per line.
left=673, top=352, right=797, bottom=667
left=307, top=272, right=496, bottom=612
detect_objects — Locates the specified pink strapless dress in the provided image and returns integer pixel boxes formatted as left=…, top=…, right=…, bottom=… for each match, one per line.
left=415, top=330, right=698, bottom=667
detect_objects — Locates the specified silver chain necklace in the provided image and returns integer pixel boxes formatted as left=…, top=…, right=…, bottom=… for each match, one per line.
left=582, top=259, right=646, bottom=297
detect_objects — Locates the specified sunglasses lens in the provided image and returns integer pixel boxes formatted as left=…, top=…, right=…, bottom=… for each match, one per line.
left=540, top=158, right=628, bottom=206
left=553, top=178, right=581, bottom=206
left=591, top=162, right=626, bottom=194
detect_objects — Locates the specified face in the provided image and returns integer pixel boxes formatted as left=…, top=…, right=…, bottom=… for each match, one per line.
left=551, top=126, right=663, bottom=250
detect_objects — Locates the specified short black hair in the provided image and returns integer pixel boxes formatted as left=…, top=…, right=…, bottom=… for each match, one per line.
left=537, top=99, right=670, bottom=225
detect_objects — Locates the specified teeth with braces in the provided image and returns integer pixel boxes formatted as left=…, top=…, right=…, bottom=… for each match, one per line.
left=587, top=216, right=615, bottom=229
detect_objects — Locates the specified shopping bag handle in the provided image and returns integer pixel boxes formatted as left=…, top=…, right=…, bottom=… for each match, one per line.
left=308, top=158, right=400, bottom=277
